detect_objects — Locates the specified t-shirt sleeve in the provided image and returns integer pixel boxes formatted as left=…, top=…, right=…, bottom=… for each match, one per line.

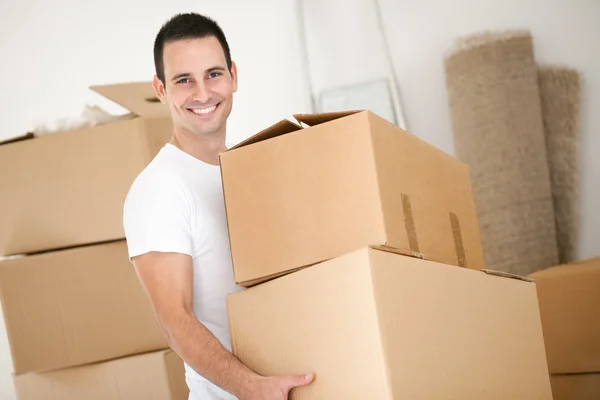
left=122, top=173, right=193, bottom=260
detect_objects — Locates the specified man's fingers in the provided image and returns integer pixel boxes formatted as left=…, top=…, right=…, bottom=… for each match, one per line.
left=284, top=373, right=315, bottom=390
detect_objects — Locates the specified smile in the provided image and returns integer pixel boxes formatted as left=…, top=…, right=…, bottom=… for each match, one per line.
left=188, top=103, right=219, bottom=117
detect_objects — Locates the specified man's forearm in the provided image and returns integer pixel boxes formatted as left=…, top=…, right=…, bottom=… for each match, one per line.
left=164, top=311, right=260, bottom=398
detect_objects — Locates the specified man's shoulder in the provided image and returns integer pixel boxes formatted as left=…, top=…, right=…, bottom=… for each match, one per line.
left=125, top=148, right=188, bottom=204
left=122, top=163, right=191, bottom=230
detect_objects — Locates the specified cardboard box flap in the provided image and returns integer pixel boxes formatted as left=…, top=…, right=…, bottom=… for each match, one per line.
left=90, top=82, right=169, bottom=118
left=292, top=110, right=362, bottom=127
left=529, top=257, right=600, bottom=279
left=484, top=269, right=534, bottom=282
left=227, top=119, right=302, bottom=151
left=226, top=110, right=363, bottom=152
left=0, top=132, right=34, bottom=146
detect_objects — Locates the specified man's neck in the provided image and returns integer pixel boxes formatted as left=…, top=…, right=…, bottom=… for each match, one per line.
left=170, top=126, right=227, bottom=166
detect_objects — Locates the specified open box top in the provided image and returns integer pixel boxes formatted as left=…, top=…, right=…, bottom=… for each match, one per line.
left=89, top=81, right=169, bottom=119
left=0, top=82, right=167, bottom=146
left=225, top=110, right=363, bottom=151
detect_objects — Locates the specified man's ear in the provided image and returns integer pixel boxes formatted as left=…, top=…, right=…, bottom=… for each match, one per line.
left=152, top=75, right=168, bottom=104
left=230, top=61, right=239, bottom=93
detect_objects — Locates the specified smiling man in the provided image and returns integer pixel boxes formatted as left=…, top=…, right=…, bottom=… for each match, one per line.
left=122, top=12, right=314, bottom=400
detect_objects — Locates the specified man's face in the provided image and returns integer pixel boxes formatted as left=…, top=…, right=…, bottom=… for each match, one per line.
left=154, top=36, right=237, bottom=138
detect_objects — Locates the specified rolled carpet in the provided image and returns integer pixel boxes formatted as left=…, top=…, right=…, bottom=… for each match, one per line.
left=444, top=30, right=559, bottom=275
left=538, top=66, right=582, bottom=264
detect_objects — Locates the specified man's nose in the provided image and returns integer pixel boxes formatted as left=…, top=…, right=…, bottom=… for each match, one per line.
left=192, top=82, right=212, bottom=104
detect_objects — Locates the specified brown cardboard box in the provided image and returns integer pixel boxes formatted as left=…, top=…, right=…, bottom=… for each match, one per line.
left=550, top=373, right=600, bottom=400
left=0, top=240, right=167, bottom=374
left=227, top=246, right=553, bottom=399
left=14, top=349, right=189, bottom=400
left=0, top=82, right=171, bottom=257
left=220, top=110, right=485, bottom=287
left=529, top=258, right=600, bottom=374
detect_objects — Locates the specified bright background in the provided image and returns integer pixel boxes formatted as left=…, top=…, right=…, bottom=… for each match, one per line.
left=1, top=0, right=599, bottom=397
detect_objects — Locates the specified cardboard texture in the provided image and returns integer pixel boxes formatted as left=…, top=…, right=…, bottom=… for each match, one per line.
left=14, top=349, right=189, bottom=400
left=220, top=110, right=485, bottom=286
left=529, top=258, right=600, bottom=374
left=550, top=373, right=600, bottom=400
left=227, top=247, right=553, bottom=399
left=0, top=82, right=172, bottom=257
left=0, top=240, right=167, bottom=374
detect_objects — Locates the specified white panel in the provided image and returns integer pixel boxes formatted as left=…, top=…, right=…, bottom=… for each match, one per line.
left=319, top=79, right=397, bottom=125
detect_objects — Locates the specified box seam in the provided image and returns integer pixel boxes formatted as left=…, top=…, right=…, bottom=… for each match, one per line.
left=218, top=161, right=240, bottom=285
left=367, top=249, right=394, bottom=400
left=162, top=350, right=178, bottom=399
left=226, top=297, right=238, bottom=356
left=530, top=284, right=554, bottom=391
left=366, top=113, right=390, bottom=250
left=140, top=118, right=156, bottom=163
left=0, top=270, right=24, bottom=374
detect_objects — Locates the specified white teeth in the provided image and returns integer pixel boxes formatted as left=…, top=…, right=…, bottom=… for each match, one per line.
left=191, top=104, right=217, bottom=115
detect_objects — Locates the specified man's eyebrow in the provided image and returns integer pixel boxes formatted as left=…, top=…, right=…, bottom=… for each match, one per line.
left=206, top=66, right=226, bottom=73
left=171, top=73, right=192, bottom=82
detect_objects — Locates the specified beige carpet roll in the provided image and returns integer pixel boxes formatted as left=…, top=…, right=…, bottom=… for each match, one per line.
left=444, top=30, right=559, bottom=276
left=538, top=66, right=582, bottom=264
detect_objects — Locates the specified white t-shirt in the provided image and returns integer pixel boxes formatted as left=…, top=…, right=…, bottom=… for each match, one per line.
left=122, top=143, right=242, bottom=398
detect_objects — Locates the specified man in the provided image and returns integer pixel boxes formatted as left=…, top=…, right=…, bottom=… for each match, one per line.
left=122, top=12, right=314, bottom=400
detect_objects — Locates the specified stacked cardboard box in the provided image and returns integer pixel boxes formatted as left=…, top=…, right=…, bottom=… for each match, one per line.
left=221, top=110, right=555, bottom=399
left=530, top=258, right=600, bottom=400
left=13, top=349, right=187, bottom=400
left=0, top=82, right=188, bottom=399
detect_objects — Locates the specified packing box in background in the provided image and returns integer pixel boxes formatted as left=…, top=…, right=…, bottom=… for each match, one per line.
left=550, top=373, right=600, bottom=400
left=529, top=258, right=600, bottom=374
left=0, top=82, right=171, bottom=257
left=220, top=110, right=485, bottom=287
left=0, top=240, right=167, bottom=374
left=227, top=247, right=552, bottom=399
left=14, top=349, right=188, bottom=400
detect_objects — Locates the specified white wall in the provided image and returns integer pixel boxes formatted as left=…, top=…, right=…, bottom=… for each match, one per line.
left=302, top=0, right=600, bottom=261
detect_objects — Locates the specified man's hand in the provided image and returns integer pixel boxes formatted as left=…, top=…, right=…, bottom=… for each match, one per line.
left=244, top=373, right=315, bottom=400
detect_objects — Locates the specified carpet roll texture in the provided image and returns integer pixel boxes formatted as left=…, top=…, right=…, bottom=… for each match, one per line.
left=538, top=66, right=581, bottom=264
left=444, top=30, right=559, bottom=275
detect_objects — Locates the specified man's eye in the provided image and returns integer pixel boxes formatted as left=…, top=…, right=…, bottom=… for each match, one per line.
left=209, top=72, right=221, bottom=79
left=177, top=78, right=190, bottom=84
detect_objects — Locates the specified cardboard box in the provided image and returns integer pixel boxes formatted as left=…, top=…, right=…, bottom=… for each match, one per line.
left=227, top=246, right=553, bottom=399
left=529, top=258, right=600, bottom=374
left=14, top=349, right=188, bottom=400
left=220, top=110, right=485, bottom=286
left=0, top=240, right=167, bottom=374
left=0, top=82, right=171, bottom=257
left=550, top=373, right=600, bottom=400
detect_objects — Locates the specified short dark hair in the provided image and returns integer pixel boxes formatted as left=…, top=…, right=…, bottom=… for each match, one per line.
left=153, top=13, right=232, bottom=84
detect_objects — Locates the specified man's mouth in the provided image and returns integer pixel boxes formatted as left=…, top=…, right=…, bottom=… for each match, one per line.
left=188, top=103, right=220, bottom=117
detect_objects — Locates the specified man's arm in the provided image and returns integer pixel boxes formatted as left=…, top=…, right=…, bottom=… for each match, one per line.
left=131, top=251, right=314, bottom=400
